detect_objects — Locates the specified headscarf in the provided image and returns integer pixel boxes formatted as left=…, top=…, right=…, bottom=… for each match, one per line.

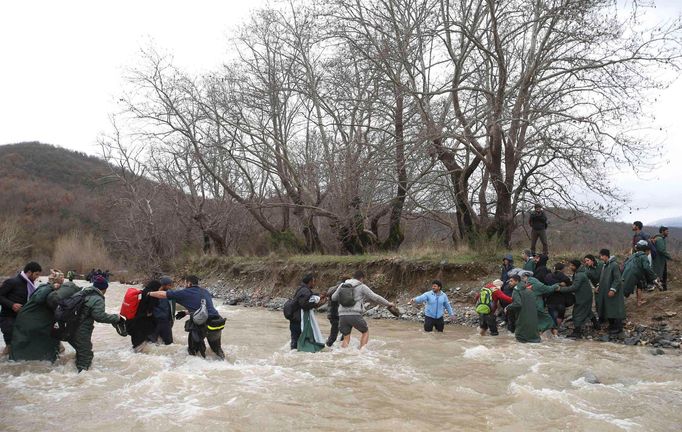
left=48, top=269, right=65, bottom=285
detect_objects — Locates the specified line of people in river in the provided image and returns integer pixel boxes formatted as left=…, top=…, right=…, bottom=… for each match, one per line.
left=0, top=265, right=225, bottom=371
left=285, top=234, right=672, bottom=349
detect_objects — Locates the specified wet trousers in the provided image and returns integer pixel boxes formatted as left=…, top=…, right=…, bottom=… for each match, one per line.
left=289, top=319, right=301, bottom=349
left=148, top=319, right=173, bottom=345
left=424, top=316, right=445, bottom=332
left=186, top=320, right=224, bottom=359
left=326, top=318, right=339, bottom=347
left=0, top=316, right=15, bottom=345
left=479, top=313, right=498, bottom=335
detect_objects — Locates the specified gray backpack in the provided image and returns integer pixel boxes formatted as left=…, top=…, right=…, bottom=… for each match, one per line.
left=337, top=283, right=356, bottom=307
left=192, top=299, right=209, bottom=325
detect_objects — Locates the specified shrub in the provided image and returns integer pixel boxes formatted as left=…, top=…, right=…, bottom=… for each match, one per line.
left=0, top=219, right=28, bottom=274
left=52, top=232, right=116, bottom=274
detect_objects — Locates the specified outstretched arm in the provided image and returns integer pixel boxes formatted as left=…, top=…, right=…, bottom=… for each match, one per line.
left=90, top=298, right=121, bottom=324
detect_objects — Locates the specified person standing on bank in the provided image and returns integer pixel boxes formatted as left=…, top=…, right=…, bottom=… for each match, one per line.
left=529, top=204, right=549, bottom=255
left=332, top=270, right=395, bottom=349
left=522, top=250, right=536, bottom=272
left=596, top=249, right=625, bottom=339
left=0, top=262, right=42, bottom=356
left=652, top=227, right=673, bottom=291
left=409, top=280, right=454, bottom=332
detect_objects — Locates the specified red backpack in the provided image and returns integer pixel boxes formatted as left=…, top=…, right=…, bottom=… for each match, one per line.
left=120, top=288, right=142, bottom=319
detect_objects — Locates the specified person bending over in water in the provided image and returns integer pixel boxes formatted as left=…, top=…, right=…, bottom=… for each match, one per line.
left=408, top=280, right=454, bottom=332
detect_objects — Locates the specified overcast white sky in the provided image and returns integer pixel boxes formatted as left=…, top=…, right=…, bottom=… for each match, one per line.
left=1, top=0, right=681, bottom=224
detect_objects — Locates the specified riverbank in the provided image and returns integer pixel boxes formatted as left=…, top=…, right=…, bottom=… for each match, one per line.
left=183, top=254, right=682, bottom=351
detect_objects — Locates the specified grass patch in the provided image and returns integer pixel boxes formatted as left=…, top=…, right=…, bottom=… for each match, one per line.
left=186, top=243, right=493, bottom=270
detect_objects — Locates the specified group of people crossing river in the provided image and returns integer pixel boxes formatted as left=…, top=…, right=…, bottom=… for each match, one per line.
left=0, top=216, right=674, bottom=370
left=0, top=267, right=225, bottom=371
left=285, top=217, right=674, bottom=351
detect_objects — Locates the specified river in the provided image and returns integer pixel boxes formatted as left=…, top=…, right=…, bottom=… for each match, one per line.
left=0, top=282, right=680, bottom=431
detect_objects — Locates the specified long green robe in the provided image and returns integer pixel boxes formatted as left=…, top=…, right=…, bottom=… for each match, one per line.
left=597, top=257, right=624, bottom=320
left=652, top=236, right=672, bottom=278
left=10, top=281, right=80, bottom=362
left=526, top=277, right=558, bottom=332
left=508, top=286, right=540, bottom=343
left=558, top=267, right=593, bottom=328
left=622, top=251, right=657, bottom=297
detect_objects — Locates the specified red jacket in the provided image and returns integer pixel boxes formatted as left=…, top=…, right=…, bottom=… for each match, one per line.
left=475, top=285, right=513, bottom=313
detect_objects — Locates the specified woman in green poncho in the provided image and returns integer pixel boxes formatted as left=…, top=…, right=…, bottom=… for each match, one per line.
left=10, top=270, right=80, bottom=362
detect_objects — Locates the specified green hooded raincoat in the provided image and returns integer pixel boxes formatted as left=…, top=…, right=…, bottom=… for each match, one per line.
left=622, top=251, right=657, bottom=297
left=508, top=285, right=540, bottom=343
left=596, top=257, right=624, bottom=320
left=558, top=267, right=593, bottom=328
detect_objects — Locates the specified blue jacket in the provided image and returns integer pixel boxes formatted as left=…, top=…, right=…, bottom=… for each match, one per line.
left=413, top=291, right=454, bottom=319
left=166, top=286, right=220, bottom=318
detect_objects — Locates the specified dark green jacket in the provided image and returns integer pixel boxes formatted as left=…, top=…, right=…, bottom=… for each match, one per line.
left=622, top=251, right=657, bottom=297
left=585, top=261, right=603, bottom=287
left=523, top=259, right=536, bottom=272
left=508, top=286, right=540, bottom=343
left=71, top=286, right=120, bottom=371
left=526, top=277, right=558, bottom=332
left=597, top=257, right=624, bottom=320
left=558, top=267, right=593, bottom=327
left=652, top=236, right=672, bottom=278
left=10, top=282, right=80, bottom=362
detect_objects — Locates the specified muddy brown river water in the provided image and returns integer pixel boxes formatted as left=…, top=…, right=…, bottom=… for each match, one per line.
left=0, top=282, right=681, bottom=431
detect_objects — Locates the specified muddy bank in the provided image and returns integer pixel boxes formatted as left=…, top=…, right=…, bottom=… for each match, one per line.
left=184, top=255, right=490, bottom=299
left=186, top=255, right=681, bottom=351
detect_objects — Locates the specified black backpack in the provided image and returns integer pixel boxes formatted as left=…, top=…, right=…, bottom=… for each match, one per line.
left=52, top=291, right=90, bottom=341
left=337, top=283, right=356, bottom=307
left=283, top=286, right=305, bottom=321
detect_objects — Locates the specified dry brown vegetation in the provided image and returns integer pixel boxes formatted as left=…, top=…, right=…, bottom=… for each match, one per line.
left=51, top=232, right=117, bottom=274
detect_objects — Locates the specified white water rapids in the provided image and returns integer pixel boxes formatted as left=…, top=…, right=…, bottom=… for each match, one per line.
left=0, top=282, right=680, bottom=431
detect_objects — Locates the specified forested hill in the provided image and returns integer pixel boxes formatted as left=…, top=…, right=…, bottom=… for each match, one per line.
left=0, top=141, right=108, bottom=188
left=0, top=142, right=114, bottom=261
